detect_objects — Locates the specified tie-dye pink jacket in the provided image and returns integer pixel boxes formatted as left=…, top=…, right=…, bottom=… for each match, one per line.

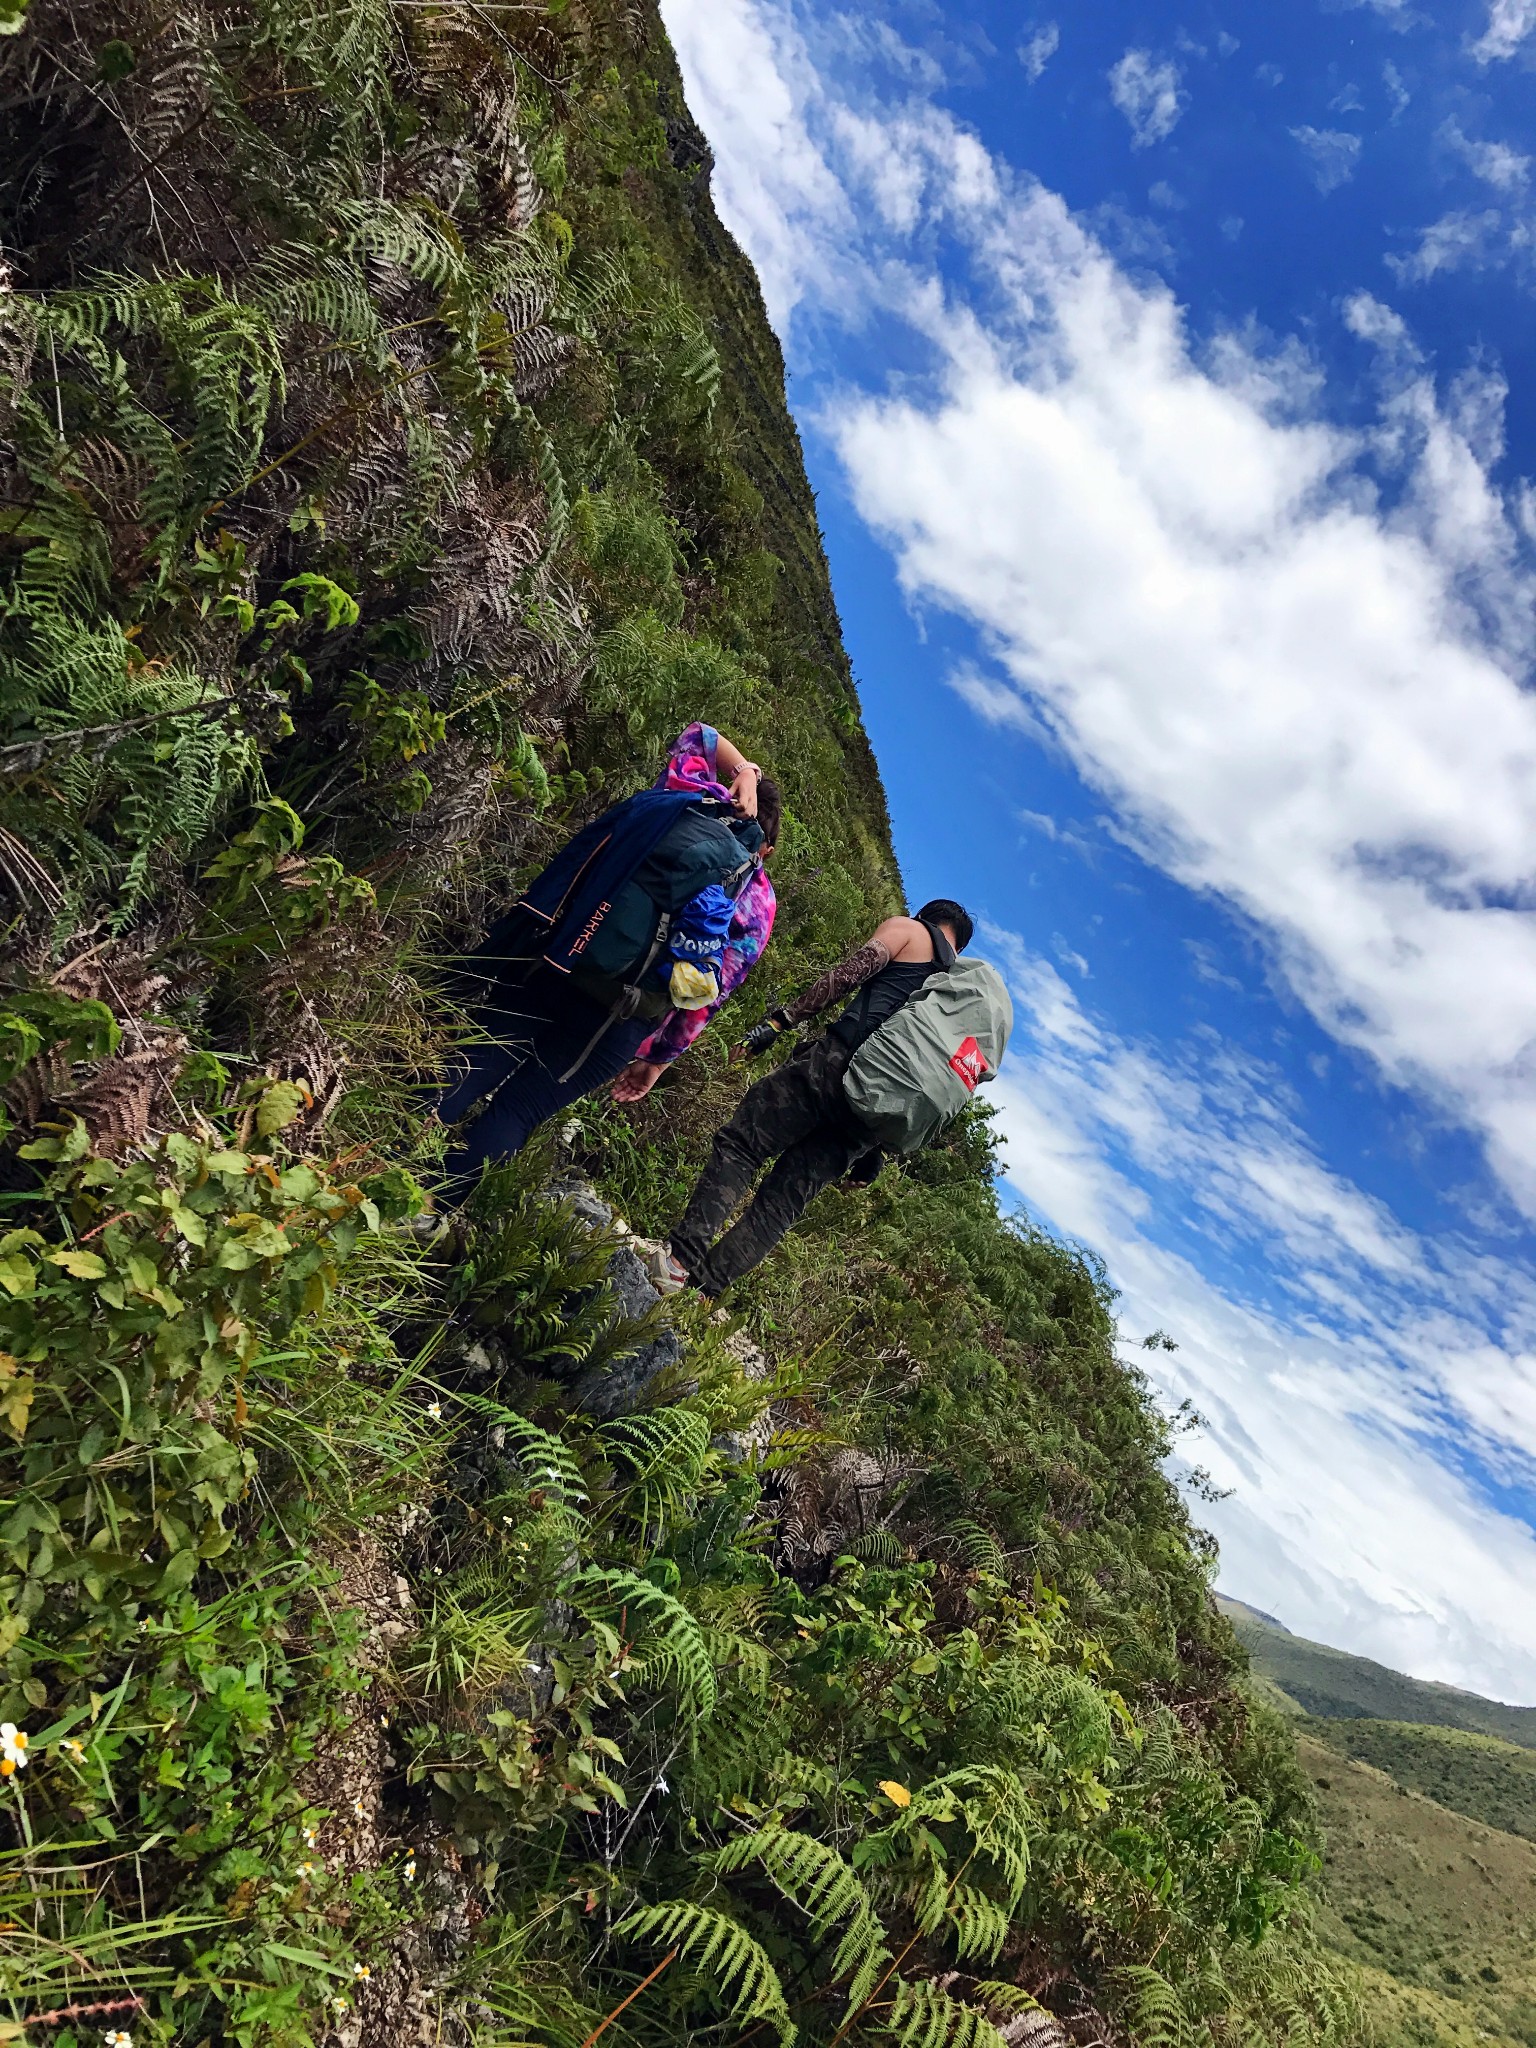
left=634, top=723, right=777, bottom=1066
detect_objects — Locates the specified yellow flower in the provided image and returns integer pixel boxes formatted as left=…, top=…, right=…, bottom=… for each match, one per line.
left=60, top=1737, right=86, bottom=1760
left=877, top=1779, right=912, bottom=1808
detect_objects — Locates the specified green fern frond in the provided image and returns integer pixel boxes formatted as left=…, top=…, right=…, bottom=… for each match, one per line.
left=900, top=1767, right=1036, bottom=1910
left=713, top=1826, right=891, bottom=2004
left=928, top=1880, right=1012, bottom=1965
left=599, top=1406, right=710, bottom=1540
left=569, top=1564, right=717, bottom=1719
left=945, top=1518, right=1007, bottom=1576
left=617, top=1898, right=795, bottom=2045
left=454, top=1394, right=590, bottom=1506
left=877, top=1977, right=1010, bottom=2048
left=1110, top=1964, right=1194, bottom=2048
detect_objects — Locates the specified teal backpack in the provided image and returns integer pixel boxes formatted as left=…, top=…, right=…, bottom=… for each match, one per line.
left=842, top=958, right=1014, bottom=1154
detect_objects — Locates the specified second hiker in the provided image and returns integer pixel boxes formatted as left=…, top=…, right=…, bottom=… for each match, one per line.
left=436, top=724, right=780, bottom=1175
left=648, top=899, right=1013, bottom=1296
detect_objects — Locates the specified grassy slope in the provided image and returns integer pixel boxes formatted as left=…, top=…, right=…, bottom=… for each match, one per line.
left=1305, top=1718, right=1536, bottom=1843
left=1230, top=1604, right=1536, bottom=2044
left=1298, top=1733, right=1536, bottom=2048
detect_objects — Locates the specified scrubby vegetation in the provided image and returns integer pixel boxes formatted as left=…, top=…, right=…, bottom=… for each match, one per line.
left=1296, top=1734, right=1536, bottom=2048
left=1306, top=1719, right=1536, bottom=1844
left=1234, top=1610, right=1536, bottom=2045
left=1, top=0, right=1370, bottom=2043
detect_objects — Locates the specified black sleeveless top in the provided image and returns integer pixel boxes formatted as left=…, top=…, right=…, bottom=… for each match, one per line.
left=830, top=921, right=956, bottom=1053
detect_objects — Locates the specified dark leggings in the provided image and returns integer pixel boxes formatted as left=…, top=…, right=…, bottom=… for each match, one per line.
left=671, top=1034, right=877, bottom=1294
left=437, top=971, right=651, bottom=1179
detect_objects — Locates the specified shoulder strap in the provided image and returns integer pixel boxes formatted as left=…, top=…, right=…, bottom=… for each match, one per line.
left=919, top=919, right=957, bottom=971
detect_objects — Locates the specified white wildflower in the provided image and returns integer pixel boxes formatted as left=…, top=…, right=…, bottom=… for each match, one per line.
left=353, top=1961, right=371, bottom=1979
left=425, top=1400, right=443, bottom=1421
left=0, top=1723, right=29, bottom=1776
left=104, top=2032, right=133, bottom=2048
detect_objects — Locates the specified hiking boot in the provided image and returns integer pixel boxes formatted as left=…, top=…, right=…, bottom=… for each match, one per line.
left=642, top=1241, right=690, bottom=1295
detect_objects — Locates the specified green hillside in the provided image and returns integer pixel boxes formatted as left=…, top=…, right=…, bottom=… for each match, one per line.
left=1306, top=1718, right=1536, bottom=1843
left=1220, top=1601, right=1536, bottom=1747
left=1222, top=1600, right=1536, bottom=2044
left=1298, top=1733, right=1536, bottom=2048
left=0, top=1, right=1369, bottom=2045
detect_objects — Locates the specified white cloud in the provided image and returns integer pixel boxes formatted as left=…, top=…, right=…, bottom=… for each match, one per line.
left=1290, top=125, right=1363, bottom=194
left=1109, top=50, right=1187, bottom=148
left=982, top=930, right=1536, bottom=1702
left=833, top=262, right=1536, bottom=1216
left=653, top=0, right=847, bottom=327
left=1383, top=60, right=1410, bottom=118
left=1389, top=207, right=1505, bottom=282
left=1443, top=118, right=1531, bottom=190
left=1472, top=0, right=1536, bottom=61
left=1019, top=23, right=1059, bottom=83
left=657, top=0, right=1536, bottom=1693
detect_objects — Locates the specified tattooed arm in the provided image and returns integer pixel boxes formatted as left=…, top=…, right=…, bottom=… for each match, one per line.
left=780, top=939, right=892, bottom=1024
left=737, top=940, right=892, bottom=1060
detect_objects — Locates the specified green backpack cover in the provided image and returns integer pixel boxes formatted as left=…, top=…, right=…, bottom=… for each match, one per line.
left=842, top=958, right=1014, bottom=1155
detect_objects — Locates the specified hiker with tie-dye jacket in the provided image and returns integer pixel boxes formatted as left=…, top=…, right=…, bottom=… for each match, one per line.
left=610, top=721, right=780, bottom=1104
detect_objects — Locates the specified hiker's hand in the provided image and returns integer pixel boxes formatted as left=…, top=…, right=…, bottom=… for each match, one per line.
left=612, top=1059, right=665, bottom=1104
left=728, top=763, right=762, bottom=818
left=737, top=1016, right=785, bottom=1062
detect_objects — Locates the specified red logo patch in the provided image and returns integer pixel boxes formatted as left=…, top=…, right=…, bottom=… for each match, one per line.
left=948, top=1036, right=986, bottom=1091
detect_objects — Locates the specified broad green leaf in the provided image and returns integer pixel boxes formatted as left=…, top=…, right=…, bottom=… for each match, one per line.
left=255, top=1080, right=306, bottom=1135
left=46, top=1248, right=108, bottom=1280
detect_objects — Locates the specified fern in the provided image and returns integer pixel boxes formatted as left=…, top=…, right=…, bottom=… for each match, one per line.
left=946, top=1518, right=1007, bottom=1576
left=568, top=1564, right=718, bottom=1719
left=1111, top=1965, right=1194, bottom=2048
left=617, top=1898, right=796, bottom=2046
left=877, top=1977, right=1010, bottom=2048
left=599, top=1406, right=710, bottom=1541
left=928, top=1880, right=1012, bottom=1966
left=713, top=1826, right=891, bottom=2004
left=898, top=1767, right=1036, bottom=1911
left=454, top=1393, right=591, bottom=1507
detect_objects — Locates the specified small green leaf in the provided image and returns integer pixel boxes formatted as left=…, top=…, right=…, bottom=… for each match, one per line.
left=46, top=1248, right=108, bottom=1280
left=255, top=1080, right=306, bottom=1136
left=168, top=1205, right=208, bottom=1246
left=0, top=1254, right=36, bottom=1298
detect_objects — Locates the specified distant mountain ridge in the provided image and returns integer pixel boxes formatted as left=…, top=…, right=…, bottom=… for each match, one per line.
left=1216, top=1595, right=1536, bottom=1748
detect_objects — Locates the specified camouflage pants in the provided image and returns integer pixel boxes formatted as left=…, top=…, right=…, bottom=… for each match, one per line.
left=671, top=1033, right=879, bottom=1294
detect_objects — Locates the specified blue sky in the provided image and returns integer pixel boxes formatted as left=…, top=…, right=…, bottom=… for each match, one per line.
left=659, top=0, right=1536, bottom=1703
